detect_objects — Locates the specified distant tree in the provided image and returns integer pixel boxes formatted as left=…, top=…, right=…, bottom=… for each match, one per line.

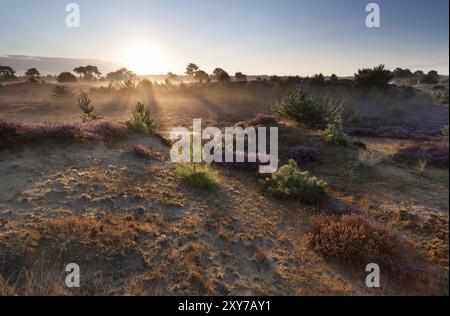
left=269, top=75, right=281, bottom=84
left=106, top=68, right=135, bottom=81
left=74, top=65, right=101, bottom=81
left=414, top=70, right=425, bottom=78
left=25, top=68, right=40, bottom=83
left=310, top=73, right=325, bottom=86
left=393, top=68, right=414, bottom=79
left=57, top=72, right=78, bottom=83
left=167, top=72, right=178, bottom=81
left=420, top=70, right=440, bottom=84
left=185, top=63, right=199, bottom=77
left=354, top=64, right=393, bottom=88
left=235, top=72, right=247, bottom=82
left=0, top=65, right=16, bottom=80
left=329, top=74, right=339, bottom=83
left=194, top=70, right=210, bottom=84
left=213, top=68, right=230, bottom=82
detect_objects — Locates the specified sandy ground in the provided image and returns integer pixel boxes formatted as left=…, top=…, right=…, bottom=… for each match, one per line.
left=0, top=82, right=448, bottom=295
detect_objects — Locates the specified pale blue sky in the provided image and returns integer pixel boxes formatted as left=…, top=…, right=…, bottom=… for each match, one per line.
left=0, top=0, right=448, bottom=75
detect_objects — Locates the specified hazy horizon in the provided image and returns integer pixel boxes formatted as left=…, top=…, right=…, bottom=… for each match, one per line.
left=1, top=0, right=449, bottom=76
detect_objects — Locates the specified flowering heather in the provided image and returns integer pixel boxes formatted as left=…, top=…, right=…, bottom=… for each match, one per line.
left=0, top=120, right=128, bottom=150
left=247, top=114, right=278, bottom=127
left=307, top=214, right=411, bottom=277
left=134, top=144, right=152, bottom=159
left=393, top=142, right=449, bottom=167
left=216, top=150, right=273, bottom=172
left=287, top=145, right=319, bottom=164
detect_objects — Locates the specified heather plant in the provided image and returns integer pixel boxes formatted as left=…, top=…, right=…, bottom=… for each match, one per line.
left=307, top=214, right=405, bottom=271
left=287, top=146, right=320, bottom=164
left=322, top=124, right=352, bottom=146
left=262, top=160, right=326, bottom=203
left=128, top=102, right=159, bottom=134
left=134, top=144, right=152, bottom=159
left=77, top=93, right=103, bottom=122
left=393, top=142, right=448, bottom=167
left=271, top=89, right=343, bottom=128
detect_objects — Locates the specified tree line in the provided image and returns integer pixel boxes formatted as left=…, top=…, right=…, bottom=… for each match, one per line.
left=0, top=63, right=443, bottom=87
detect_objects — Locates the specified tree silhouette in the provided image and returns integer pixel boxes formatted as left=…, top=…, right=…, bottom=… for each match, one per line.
left=194, top=70, right=209, bottom=83
left=354, top=64, right=393, bottom=88
left=393, top=68, right=414, bottom=79
left=329, top=74, right=338, bottom=83
left=74, top=65, right=101, bottom=81
left=0, top=66, right=16, bottom=80
left=420, top=70, right=440, bottom=84
left=25, top=68, right=40, bottom=83
left=57, top=72, right=78, bottom=83
left=213, top=68, right=230, bottom=82
left=106, top=68, right=135, bottom=81
left=235, top=72, right=247, bottom=82
left=185, top=63, right=199, bottom=77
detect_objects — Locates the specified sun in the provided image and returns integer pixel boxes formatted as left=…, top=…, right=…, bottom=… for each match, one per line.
left=123, top=42, right=167, bottom=75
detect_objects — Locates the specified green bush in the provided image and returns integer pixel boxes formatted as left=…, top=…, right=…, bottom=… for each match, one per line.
left=262, top=160, right=326, bottom=203
left=128, top=102, right=159, bottom=134
left=354, top=64, right=393, bottom=89
left=175, top=164, right=219, bottom=189
left=271, top=89, right=343, bottom=128
left=322, top=124, right=352, bottom=146
left=77, top=93, right=103, bottom=122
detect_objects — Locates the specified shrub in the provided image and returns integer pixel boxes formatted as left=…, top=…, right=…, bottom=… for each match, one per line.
left=77, top=93, right=103, bottom=122
left=354, top=64, right=393, bottom=89
left=322, top=124, right=352, bottom=146
left=442, top=125, right=449, bottom=137
left=175, top=164, right=219, bottom=189
left=432, top=87, right=449, bottom=105
left=262, top=160, right=326, bottom=203
left=420, top=70, right=440, bottom=84
left=51, top=85, right=73, bottom=99
left=393, top=142, right=448, bottom=167
left=0, top=120, right=128, bottom=150
left=287, top=146, right=320, bottom=164
left=134, top=144, right=152, bottom=159
left=271, top=89, right=343, bottom=128
left=57, top=72, right=77, bottom=83
left=358, top=149, right=385, bottom=167
left=307, top=215, right=405, bottom=271
left=128, top=102, right=159, bottom=134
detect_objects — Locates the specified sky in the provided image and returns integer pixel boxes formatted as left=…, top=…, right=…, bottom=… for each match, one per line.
left=0, top=0, right=448, bottom=75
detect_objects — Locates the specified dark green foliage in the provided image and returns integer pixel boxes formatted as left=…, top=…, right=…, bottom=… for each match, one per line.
left=262, top=160, right=327, bottom=203
left=271, top=89, right=343, bottom=128
left=354, top=64, right=393, bottom=88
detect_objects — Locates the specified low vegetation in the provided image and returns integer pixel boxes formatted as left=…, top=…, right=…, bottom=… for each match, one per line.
left=271, top=89, right=343, bottom=128
left=393, top=142, right=449, bottom=168
left=262, top=159, right=326, bottom=203
left=322, top=123, right=353, bottom=146
left=175, top=164, right=219, bottom=189
left=308, top=214, right=408, bottom=274
left=128, top=102, right=159, bottom=134
left=77, top=93, right=103, bottom=122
